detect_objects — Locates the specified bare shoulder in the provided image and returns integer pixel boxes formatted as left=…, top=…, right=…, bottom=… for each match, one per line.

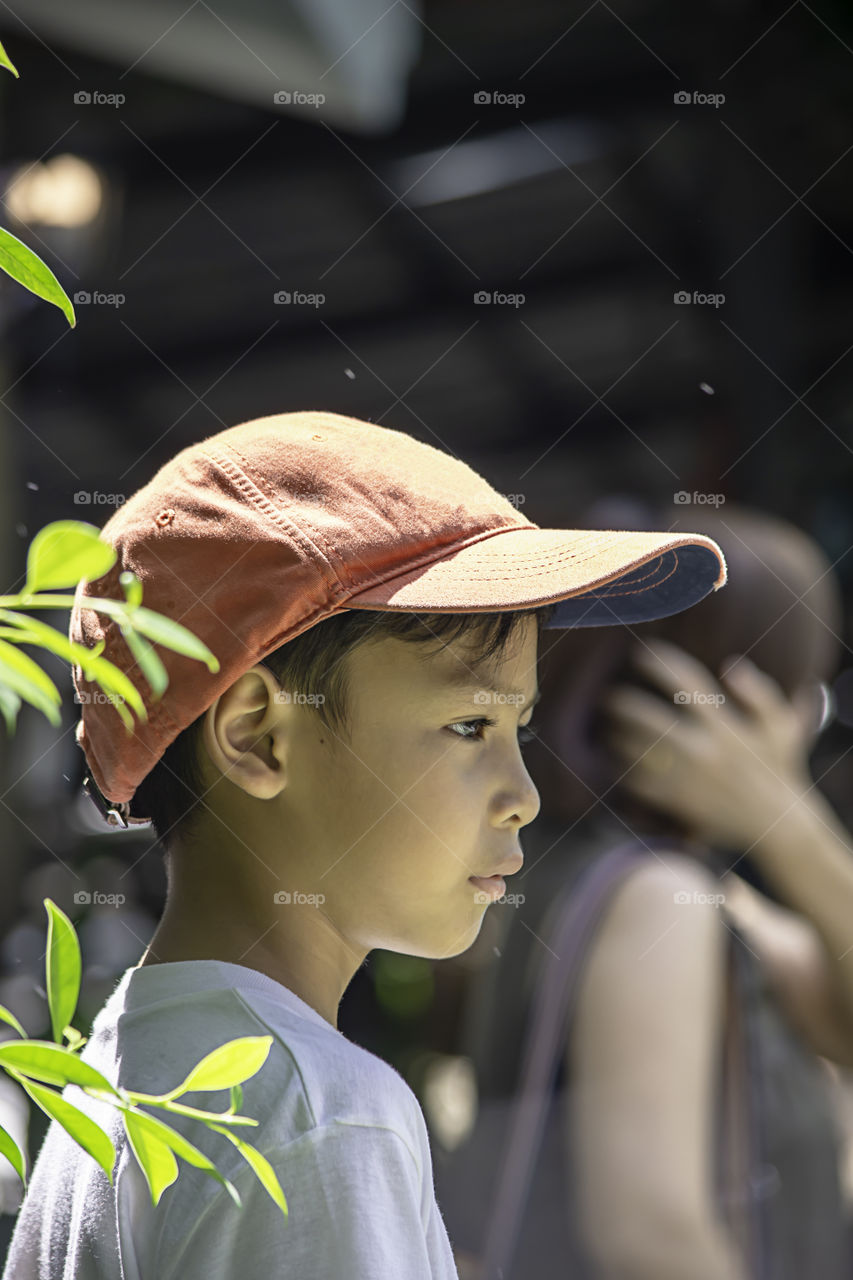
left=568, top=850, right=730, bottom=1260
left=583, top=849, right=728, bottom=968
left=616, top=848, right=726, bottom=900
left=569, top=848, right=729, bottom=1075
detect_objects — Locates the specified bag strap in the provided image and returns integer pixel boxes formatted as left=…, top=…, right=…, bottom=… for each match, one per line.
left=479, top=839, right=652, bottom=1279
left=717, top=929, right=772, bottom=1278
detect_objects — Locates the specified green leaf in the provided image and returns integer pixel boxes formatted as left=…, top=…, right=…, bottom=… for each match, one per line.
left=0, top=640, right=61, bottom=726
left=120, top=606, right=220, bottom=673
left=0, top=1042, right=120, bottom=1096
left=122, top=1110, right=178, bottom=1206
left=24, top=521, right=114, bottom=593
left=0, top=38, right=19, bottom=78
left=0, top=611, right=105, bottom=659
left=0, top=637, right=60, bottom=706
left=76, top=686, right=136, bottom=733
left=45, top=900, right=81, bottom=1046
left=0, top=613, right=148, bottom=725
left=119, top=571, right=143, bottom=609
left=19, top=1078, right=115, bottom=1185
left=0, top=1122, right=26, bottom=1188
left=49, top=596, right=220, bottom=675
left=165, top=1037, right=272, bottom=1100
left=0, top=610, right=108, bottom=674
left=119, top=625, right=169, bottom=699
left=0, top=637, right=60, bottom=702
left=209, top=1124, right=287, bottom=1217
left=134, top=1098, right=257, bottom=1128
left=64, top=1027, right=87, bottom=1052
left=0, top=683, right=21, bottom=734
left=119, top=1107, right=241, bottom=1208
left=0, top=1003, right=26, bottom=1039
left=0, top=228, right=74, bottom=327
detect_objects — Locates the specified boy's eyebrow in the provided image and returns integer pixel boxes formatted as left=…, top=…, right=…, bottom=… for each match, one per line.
left=437, top=670, right=542, bottom=709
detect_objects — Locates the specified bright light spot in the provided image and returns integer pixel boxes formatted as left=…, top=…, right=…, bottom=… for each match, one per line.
left=6, top=154, right=104, bottom=228
left=423, top=1054, right=478, bottom=1152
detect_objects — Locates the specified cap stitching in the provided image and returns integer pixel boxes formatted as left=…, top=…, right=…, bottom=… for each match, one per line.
left=203, top=449, right=350, bottom=599
left=207, top=445, right=538, bottom=597
left=446, top=553, right=671, bottom=585
left=212, top=442, right=410, bottom=593
left=426, top=529, right=721, bottom=566
left=577, top=553, right=680, bottom=598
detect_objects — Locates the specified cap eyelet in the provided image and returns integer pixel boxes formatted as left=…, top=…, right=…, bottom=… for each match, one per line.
left=155, top=508, right=175, bottom=528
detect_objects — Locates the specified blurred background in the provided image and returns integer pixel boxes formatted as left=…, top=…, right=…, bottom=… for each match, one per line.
left=0, top=0, right=852, bottom=1265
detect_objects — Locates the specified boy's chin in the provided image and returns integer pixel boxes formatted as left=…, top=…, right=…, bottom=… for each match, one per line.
left=414, top=916, right=487, bottom=962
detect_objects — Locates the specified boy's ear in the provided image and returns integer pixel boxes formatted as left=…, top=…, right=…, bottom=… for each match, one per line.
left=201, top=664, right=289, bottom=801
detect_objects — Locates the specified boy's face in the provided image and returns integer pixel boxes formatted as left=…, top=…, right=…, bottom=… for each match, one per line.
left=275, top=616, right=541, bottom=960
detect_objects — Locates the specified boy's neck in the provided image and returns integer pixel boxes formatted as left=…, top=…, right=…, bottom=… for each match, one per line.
left=136, top=896, right=365, bottom=1029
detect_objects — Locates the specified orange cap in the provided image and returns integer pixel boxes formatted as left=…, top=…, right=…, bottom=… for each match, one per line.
left=69, top=410, right=726, bottom=822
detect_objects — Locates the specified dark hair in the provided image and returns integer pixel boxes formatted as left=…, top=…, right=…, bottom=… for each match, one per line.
left=131, top=604, right=558, bottom=853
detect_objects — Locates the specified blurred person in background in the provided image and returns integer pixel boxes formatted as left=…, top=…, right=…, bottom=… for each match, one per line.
left=436, top=501, right=853, bottom=1280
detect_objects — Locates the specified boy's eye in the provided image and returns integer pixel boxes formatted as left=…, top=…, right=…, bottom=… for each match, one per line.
left=449, top=717, right=537, bottom=745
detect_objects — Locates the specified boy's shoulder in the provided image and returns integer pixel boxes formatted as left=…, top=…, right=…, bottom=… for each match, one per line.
left=234, top=986, right=424, bottom=1146
left=4, top=966, right=452, bottom=1280
left=112, top=964, right=426, bottom=1157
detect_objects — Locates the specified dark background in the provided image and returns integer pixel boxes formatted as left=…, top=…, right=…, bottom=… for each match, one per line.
left=0, top=0, right=852, bottom=1233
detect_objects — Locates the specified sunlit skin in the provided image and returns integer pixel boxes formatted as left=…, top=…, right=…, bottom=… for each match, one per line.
left=136, top=617, right=541, bottom=1027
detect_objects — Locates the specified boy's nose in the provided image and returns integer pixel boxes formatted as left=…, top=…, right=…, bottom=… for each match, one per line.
left=502, top=765, right=541, bottom=830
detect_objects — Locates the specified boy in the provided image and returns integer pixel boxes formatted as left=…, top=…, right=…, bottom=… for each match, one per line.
left=2, top=410, right=726, bottom=1278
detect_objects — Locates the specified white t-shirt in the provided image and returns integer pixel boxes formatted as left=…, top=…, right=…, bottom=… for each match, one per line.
left=2, top=960, right=459, bottom=1279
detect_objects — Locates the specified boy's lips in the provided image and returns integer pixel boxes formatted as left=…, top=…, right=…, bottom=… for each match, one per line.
left=468, top=851, right=523, bottom=899
left=468, top=874, right=508, bottom=901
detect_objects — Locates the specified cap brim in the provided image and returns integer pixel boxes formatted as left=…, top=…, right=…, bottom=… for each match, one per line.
left=344, top=526, right=727, bottom=627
